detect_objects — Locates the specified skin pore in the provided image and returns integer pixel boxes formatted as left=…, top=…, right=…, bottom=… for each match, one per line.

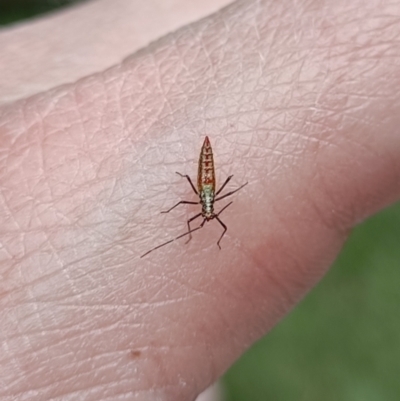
left=1, top=0, right=400, bottom=400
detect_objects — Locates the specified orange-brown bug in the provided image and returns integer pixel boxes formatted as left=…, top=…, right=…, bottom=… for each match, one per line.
left=141, top=136, right=248, bottom=258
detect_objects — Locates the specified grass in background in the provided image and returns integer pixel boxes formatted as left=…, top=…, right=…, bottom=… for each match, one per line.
left=224, top=202, right=400, bottom=401
left=1, top=3, right=400, bottom=401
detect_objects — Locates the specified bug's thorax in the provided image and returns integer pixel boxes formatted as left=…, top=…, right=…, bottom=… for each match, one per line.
left=198, top=136, right=216, bottom=220
left=200, top=185, right=215, bottom=220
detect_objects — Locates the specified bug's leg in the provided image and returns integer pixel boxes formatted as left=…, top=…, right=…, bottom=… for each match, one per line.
left=215, top=181, right=248, bottom=202
left=215, top=175, right=233, bottom=196
left=161, top=200, right=199, bottom=214
left=185, top=212, right=202, bottom=244
left=140, top=224, right=204, bottom=258
left=176, top=172, right=198, bottom=195
left=161, top=172, right=200, bottom=213
left=215, top=217, right=228, bottom=250
left=214, top=201, right=233, bottom=249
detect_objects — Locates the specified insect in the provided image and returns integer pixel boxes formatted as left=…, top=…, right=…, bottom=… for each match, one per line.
left=141, top=136, right=248, bottom=258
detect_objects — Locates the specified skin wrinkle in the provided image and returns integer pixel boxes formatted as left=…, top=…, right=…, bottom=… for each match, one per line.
left=19, top=334, right=132, bottom=381
left=245, top=191, right=326, bottom=305
left=8, top=374, right=152, bottom=401
left=316, top=132, right=398, bottom=224
left=0, top=0, right=400, bottom=400
left=5, top=340, right=150, bottom=391
left=5, top=303, right=136, bottom=340
left=5, top=324, right=145, bottom=372
left=238, top=239, right=298, bottom=313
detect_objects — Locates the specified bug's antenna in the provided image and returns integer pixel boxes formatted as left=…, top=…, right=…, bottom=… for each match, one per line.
left=140, top=224, right=204, bottom=258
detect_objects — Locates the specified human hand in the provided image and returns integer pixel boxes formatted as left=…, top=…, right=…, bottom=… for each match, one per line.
left=1, top=0, right=399, bottom=400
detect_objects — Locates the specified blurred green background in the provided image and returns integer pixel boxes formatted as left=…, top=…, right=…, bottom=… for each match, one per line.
left=1, top=2, right=399, bottom=400
left=225, top=203, right=400, bottom=401
left=0, top=0, right=80, bottom=24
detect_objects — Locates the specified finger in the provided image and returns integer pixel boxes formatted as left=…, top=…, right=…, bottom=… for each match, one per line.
left=0, top=0, right=232, bottom=103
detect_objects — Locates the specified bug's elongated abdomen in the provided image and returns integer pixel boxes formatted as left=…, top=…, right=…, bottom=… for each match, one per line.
left=197, top=136, right=216, bottom=193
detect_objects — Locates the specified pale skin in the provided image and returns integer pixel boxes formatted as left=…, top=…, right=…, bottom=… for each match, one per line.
left=1, top=0, right=400, bottom=400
